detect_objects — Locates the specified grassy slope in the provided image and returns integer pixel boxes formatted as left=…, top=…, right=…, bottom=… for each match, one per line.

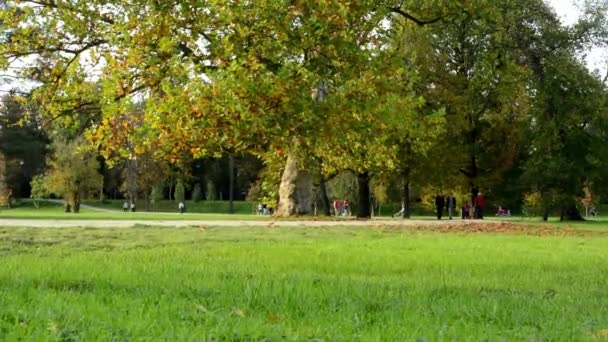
left=1, top=226, right=608, bottom=340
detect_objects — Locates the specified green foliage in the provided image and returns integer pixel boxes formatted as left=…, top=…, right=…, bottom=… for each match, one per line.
left=1, top=0, right=608, bottom=219
left=38, top=137, right=103, bottom=212
left=29, top=175, right=48, bottom=209
left=205, top=180, right=217, bottom=201
left=327, top=172, right=358, bottom=203
left=191, top=183, right=202, bottom=202
left=0, top=94, right=48, bottom=199
left=523, top=191, right=543, bottom=218
left=174, top=180, right=185, bottom=202
left=150, top=183, right=164, bottom=205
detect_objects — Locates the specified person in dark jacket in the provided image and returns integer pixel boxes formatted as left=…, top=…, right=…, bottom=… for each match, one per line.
left=475, top=192, right=485, bottom=219
left=446, top=192, right=457, bottom=220
left=435, top=193, right=445, bottom=220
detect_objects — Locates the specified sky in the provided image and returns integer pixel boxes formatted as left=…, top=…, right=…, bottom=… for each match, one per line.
left=547, top=0, right=608, bottom=75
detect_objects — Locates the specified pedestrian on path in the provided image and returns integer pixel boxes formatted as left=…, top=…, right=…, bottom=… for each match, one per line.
left=435, top=193, right=445, bottom=220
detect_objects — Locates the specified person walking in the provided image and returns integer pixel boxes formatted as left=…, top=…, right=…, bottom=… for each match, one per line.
left=435, top=193, right=445, bottom=220
left=122, top=201, right=128, bottom=212
left=178, top=201, right=185, bottom=214
left=446, top=192, right=457, bottom=220
left=474, top=192, right=485, bottom=219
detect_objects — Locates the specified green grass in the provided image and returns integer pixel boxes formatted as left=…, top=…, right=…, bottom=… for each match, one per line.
left=0, top=201, right=264, bottom=220
left=81, top=199, right=257, bottom=215
left=1, top=225, right=608, bottom=340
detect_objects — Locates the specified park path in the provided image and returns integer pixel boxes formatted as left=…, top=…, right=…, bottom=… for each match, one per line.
left=42, top=199, right=119, bottom=213
left=0, top=218, right=500, bottom=228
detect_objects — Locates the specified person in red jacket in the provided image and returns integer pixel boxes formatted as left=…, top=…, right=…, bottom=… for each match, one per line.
left=474, top=192, right=485, bottom=219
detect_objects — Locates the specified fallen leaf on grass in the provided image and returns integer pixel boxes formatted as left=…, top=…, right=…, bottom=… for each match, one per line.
left=231, top=308, right=246, bottom=317
left=195, top=305, right=209, bottom=313
left=267, top=313, right=282, bottom=322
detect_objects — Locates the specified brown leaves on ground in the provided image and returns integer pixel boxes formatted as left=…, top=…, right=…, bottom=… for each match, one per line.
left=382, top=221, right=608, bottom=237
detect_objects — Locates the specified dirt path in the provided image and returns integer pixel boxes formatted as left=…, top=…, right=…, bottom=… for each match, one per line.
left=0, top=218, right=493, bottom=228
left=1, top=219, right=603, bottom=236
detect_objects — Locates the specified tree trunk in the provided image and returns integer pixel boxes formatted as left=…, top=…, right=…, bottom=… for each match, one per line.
left=99, top=178, right=104, bottom=202
left=145, top=191, right=150, bottom=212
left=168, top=175, right=173, bottom=201
left=357, top=172, right=371, bottom=219
left=560, top=205, right=584, bottom=221
left=64, top=195, right=71, bottom=213
left=73, top=192, right=81, bottom=213
left=318, top=175, right=331, bottom=216
left=542, top=207, right=549, bottom=221
left=229, top=153, right=235, bottom=214
left=401, top=172, right=411, bottom=219
left=275, top=154, right=313, bottom=216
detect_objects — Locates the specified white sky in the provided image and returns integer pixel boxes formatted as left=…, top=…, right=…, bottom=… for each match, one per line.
left=547, top=0, right=608, bottom=76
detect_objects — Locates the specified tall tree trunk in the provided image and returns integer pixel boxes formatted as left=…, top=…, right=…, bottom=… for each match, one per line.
left=318, top=176, right=331, bottom=216
left=275, top=154, right=313, bottom=216
left=229, top=153, right=235, bottom=214
left=168, top=175, right=173, bottom=201
left=145, top=190, right=150, bottom=212
left=542, top=207, right=549, bottom=221
left=126, top=158, right=137, bottom=204
left=401, top=171, right=411, bottom=219
left=73, top=192, right=81, bottom=213
left=99, top=178, right=104, bottom=201
left=357, top=172, right=371, bottom=219
left=64, top=194, right=71, bottom=213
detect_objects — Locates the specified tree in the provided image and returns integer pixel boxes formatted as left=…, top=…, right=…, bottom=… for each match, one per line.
left=174, top=179, right=185, bottom=203
left=0, top=94, right=49, bottom=198
left=0, top=152, right=13, bottom=207
left=523, top=53, right=608, bottom=220
left=40, top=137, right=103, bottom=213
left=192, top=183, right=202, bottom=202
left=0, top=0, right=451, bottom=218
left=515, top=0, right=608, bottom=220
left=29, top=174, right=47, bottom=209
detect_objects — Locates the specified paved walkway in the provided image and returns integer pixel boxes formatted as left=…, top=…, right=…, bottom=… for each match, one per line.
left=0, top=218, right=497, bottom=228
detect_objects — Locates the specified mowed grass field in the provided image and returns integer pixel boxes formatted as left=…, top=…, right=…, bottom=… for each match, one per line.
left=1, top=225, right=608, bottom=340
left=0, top=201, right=264, bottom=221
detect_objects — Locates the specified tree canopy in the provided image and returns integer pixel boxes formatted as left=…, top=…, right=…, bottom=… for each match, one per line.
left=0, top=0, right=607, bottom=219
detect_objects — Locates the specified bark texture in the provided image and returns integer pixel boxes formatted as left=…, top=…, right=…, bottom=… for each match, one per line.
left=357, top=172, right=371, bottom=219
left=275, top=154, right=313, bottom=216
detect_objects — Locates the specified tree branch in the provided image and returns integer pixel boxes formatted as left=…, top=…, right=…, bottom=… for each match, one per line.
left=389, top=7, right=444, bottom=26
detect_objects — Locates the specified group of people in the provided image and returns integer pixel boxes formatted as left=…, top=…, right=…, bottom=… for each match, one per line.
left=434, top=193, right=458, bottom=220
left=333, top=199, right=350, bottom=217
left=256, top=203, right=272, bottom=215
left=123, top=201, right=187, bottom=213
left=495, top=206, right=511, bottom=216
left=122, top=201, right=135, bottom=212
left=434, top=192, right=486, bottom=220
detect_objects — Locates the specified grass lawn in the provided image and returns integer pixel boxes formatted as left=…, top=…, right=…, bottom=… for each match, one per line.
left=0, top=201, right=264, bottom=221
left=1, top=225, right=608, bottom=340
